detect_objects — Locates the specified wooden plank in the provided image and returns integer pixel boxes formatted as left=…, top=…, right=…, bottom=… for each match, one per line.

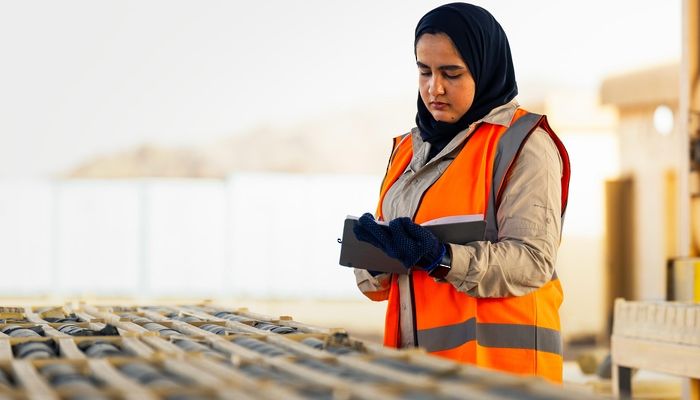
left=23, top=310, right=47, bottom=325
left=208, top=338, right=263, bottom=362
left=275, top=319, right=332, bottom=334
left=170, top=321, right=215, bottom=337
left=76, top=312, right=101, bottom=323
left=32, top=307, right=67, bottom=322
left=139, top=336, right=184, bottom=355
left=265, top=330, right=488, bottom=399
left=56, top=338, right=85, bottom=360
left=216, top=390, right=259, bottom=400
left=270, top=356, right=412, bottom=400
left=86, top=322, right=108, bottom=331
left=264, top=333, right=433, bottom=389
left=172, top=306, right=218, bottom=321
left=62, top=304, right=99, bottom=323
left=139, top=309, right=219, bottom=337
left=0, top=340, right=12, bottom=361
left=177, top=306, right=284, bottom=334
left=221, top=320, right=265, bottom=335
left=336, top=355, right=435, bottom=389
left=0, top=308, right=24, bottom=320
left=11, top=360, right=58, bottom=400
left=162, top=358, right=222, bottom=386
left=263, top=356, right=360, bottom=397
left=87, top=359, right=157, bottom=400
left=174, top=307, right=263, bottom=335
left=39, top=325, right=66, bottom=338
left=612, top=335, right=700, bottom=378
left=191, top=357, right=311, bottom=400
left=189, top=357, right=264, bottom=387
left=138, top=309, right=174, bottom=322
left=80, top=305, right=149, bottom=334
left=234, top=308, right=332, bottom=334
left=120, top=337, right=156, bottom=358
left=263, top=334, right=334, bottom=360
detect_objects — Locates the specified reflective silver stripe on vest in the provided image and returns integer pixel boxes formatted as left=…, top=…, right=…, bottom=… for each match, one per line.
left=416, top=319, right=562, bottom=355
left=477, top=323, right=562, bottom=355
left=485, top=112, right=543, bottom=243
left=416, top=318, right=476, bottom=352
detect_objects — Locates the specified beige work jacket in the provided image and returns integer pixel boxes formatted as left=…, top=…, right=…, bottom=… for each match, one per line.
left=354, top=100, right=564, bottom=347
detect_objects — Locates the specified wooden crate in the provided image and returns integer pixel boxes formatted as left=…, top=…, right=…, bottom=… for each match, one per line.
left=612, top=298, right=700, bottom=399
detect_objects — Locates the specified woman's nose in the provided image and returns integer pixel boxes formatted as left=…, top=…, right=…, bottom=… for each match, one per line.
left=428, top=76, right=445, bottom=96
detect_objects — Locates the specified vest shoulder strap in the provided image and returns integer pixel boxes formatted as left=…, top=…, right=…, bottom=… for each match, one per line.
left=484, top=112, right=544, bottom=243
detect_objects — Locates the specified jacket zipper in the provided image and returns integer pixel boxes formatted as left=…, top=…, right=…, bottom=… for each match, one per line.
left=408, top=270, right=419, bottom=346
left=408, top=171, right=438, bottom=348
left=406, top=128, right=478, bottom=348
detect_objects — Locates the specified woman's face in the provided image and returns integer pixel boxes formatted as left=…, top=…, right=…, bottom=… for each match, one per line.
left=416, top=33, right=475, bottom=123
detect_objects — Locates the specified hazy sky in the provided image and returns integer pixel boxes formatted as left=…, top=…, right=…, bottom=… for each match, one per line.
left=0, top=0, right=681, bottom=177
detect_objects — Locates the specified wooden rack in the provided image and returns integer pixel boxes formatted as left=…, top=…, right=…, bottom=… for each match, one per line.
left=0, top=302, right=601, bottom=399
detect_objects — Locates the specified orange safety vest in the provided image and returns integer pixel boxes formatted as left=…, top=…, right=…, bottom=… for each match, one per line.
left=375, top=109, right=571, bottom=383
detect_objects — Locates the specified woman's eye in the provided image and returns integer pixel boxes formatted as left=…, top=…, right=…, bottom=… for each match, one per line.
left=419, top=71, right=431, bottom=76
left=445, top=74, right=461, bottom=80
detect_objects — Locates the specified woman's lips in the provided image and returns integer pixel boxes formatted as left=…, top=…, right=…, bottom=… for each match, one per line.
left=430, top=102, right=448, bottom=110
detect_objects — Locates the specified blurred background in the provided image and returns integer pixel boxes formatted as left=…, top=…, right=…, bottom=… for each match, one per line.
left=1, top=0, right=698, bottom=389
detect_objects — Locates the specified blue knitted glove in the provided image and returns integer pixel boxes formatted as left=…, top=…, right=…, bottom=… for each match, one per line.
left=352, top=213, right=446, bottom=271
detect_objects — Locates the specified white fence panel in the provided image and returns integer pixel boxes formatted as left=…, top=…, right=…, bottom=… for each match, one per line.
left=227, top=173, right=381, bottom=299
left=55, top=181, right=141, bottom=294
left=0, top=180, right=52, bottom=293
left=146, top=180, right=228, bottom=296
left=0, top=174, right=383, bottom=299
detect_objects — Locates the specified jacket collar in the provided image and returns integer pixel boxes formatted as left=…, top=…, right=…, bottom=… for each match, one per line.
left=409, top=99, right=520, bottom=169
left=480, top=99, right=520, bottom=127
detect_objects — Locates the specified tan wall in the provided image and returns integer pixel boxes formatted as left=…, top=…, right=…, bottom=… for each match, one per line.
left=615, top=105, right=683, bottom=300
left=539, top=91, right=619, bottom=338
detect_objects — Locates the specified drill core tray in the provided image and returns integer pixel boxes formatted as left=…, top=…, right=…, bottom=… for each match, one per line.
left=0, top=303, right=597, bottom=400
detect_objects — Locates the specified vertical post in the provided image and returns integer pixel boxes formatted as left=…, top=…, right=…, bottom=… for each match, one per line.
left=49, top=179, right=60, bottom=296
left=682, top=378, right=700, bottom=400
left=690, top=378, right=700, bottom=400
left=680, top=0, right=698, bottom=258
left=613, top=365, right=633, bottom=399
left=138, top=179, right=150, bottom=298
left=223, top=177, right=233, bottom=298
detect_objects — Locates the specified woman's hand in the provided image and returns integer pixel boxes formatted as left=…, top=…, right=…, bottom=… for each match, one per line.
left=352, top=213, right=445, bottom=271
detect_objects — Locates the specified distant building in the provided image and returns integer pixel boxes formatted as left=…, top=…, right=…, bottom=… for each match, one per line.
left=600, top=63, right=685, bottom=301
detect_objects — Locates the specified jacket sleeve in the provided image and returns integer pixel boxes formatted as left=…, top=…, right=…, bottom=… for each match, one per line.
left=354, top=269, right=392, bottom=301
left=443, top=128, right=563, bottom=298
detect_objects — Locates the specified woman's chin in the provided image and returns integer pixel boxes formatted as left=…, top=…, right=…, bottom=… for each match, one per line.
left=431, top=113, right=459, bottom=123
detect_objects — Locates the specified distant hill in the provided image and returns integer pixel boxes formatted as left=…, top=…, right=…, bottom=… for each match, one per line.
left=65, top=102, right=413, bottom=178
left=64, top=87, right=560, bottom=179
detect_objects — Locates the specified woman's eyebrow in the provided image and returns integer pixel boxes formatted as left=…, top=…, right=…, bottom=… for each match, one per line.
left=416, top=61, right=465, bottom=71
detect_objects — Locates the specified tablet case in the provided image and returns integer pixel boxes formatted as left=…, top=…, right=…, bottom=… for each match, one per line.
left=338, top=216, right=486, bottom=274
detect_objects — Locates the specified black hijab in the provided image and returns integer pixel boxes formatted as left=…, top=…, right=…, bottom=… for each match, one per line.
left=415, top=3, right=518, bottom=158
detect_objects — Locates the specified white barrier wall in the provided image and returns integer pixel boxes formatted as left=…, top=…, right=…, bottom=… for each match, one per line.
left=227, top=173, right=379, bottom=299
left=145, top=181, right=228, bottom=296
left=55, top=181, right=142, bottom=295
left=0, top=174, right=381, bottom=299
left=0, top=180, right=53, bottom=293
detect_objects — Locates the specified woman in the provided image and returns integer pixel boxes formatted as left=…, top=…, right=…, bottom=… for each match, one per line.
left=352, top=3, right=571, bottom=383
